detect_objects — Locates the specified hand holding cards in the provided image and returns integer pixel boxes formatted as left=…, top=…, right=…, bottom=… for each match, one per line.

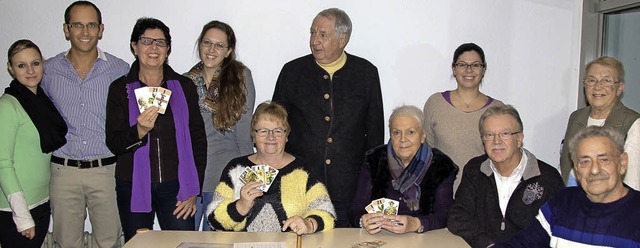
left=239, top=165, right=279, bottom=192
left=134, top=86, right=172, bottom=114
left=364, top=198, right=402, bottom=226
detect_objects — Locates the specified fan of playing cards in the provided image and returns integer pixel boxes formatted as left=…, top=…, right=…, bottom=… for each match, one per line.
left=134, top=86, right=172, bottom=114
left=239, top=165, right=279, bottom=192
left=365, top=198, right=399, bottom=216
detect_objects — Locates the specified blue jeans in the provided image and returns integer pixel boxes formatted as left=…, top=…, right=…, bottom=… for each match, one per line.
left=194, top=192, right=214, bottom=231
left=116, top=179, right=195, bottom=241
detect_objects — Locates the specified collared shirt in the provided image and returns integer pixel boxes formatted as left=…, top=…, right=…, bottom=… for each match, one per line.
left=42, top=48, right=129, bottom=160
left=490, top=149, right=527, bottom=216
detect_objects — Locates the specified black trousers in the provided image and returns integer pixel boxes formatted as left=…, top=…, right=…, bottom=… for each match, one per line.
left=0, top=201, right=50, bottom=248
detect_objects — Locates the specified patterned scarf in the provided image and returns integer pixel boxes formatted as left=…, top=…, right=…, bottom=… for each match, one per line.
left=127, top=80, right=200, bottom=212
left=387, top=141, right=433, bottom=211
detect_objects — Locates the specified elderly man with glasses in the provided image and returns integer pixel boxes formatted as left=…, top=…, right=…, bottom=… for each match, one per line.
left=447, top=105, right=564, bottom=248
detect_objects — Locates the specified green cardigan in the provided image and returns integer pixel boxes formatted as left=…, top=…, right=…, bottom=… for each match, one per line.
left=0, top=94, right=51, bottom=210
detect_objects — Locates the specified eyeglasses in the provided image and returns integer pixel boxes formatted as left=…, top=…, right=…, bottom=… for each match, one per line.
left=453, top=62, right=485, bottom=70
left=583, top=77, right=618, bottom=87
left=67, top=22, right=100, bottom=30
left=201, top=40, right=228, bottom=50
left=254, top=128, right=287, bottom=137
left=138, top=37, right=168, bottom=47
left=481, top=131, right=521, bottom=141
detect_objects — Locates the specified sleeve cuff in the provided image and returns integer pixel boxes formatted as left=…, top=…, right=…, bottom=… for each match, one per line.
left=7, top=191, right=35, bottom=232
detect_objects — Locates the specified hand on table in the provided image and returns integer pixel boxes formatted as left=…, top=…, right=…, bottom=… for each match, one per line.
left=380, top=214, right=421, bottom=234
left=282, top=215, right=316, bottom=235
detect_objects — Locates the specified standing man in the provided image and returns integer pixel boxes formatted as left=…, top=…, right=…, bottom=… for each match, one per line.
left=41, top=1, right=129, bottom=247
left=272, top=8, right=384, bottom=227
left=496, top=126, right=640, bottom=247
left=447, top=105, right=564, bottom=247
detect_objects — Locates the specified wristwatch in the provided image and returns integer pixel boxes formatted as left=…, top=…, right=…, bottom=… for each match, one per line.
left=416, top=225, right=424, bottom=233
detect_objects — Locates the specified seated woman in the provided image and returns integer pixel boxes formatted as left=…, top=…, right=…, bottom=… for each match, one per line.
left=0, top=39, right=67, bottom=248
left=207, top=101, right=335, bottom=235
left=349, top=105, right=458, bottom=234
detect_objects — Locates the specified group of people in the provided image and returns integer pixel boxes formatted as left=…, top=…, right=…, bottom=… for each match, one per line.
left=1, top=1, right=639, bottom=248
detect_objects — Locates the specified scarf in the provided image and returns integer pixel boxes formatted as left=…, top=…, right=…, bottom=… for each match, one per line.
left=127, top=80, right=200, bottom=213
left=4, top=80, right=67, bottom=153
left=387, top=141, right=432, bottom=211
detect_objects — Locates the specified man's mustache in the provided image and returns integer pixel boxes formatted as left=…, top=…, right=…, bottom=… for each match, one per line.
left=586, top=173, right=609, bottom=182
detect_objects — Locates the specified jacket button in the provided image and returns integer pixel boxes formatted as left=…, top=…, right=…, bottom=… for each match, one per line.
left=323, top=75, right=329, bottom=79
left=327, top=137, right=333, bottom=143
left=324, top=116, right=331, bottom=122
left=324, top=93, right=330, bottom=99
left=325, top=159, right=331, bottom=165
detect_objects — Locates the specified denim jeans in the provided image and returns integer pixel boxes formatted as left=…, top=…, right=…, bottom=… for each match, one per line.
left=194, top=192, right=214, bottom=231
left=116, top=179, right=195, bottom=242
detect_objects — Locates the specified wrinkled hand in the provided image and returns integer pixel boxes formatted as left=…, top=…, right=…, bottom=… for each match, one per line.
left=282, top=215, right=315, bottom=235
left=21, top=227, right=35, bottom=240
left=361, top=213, right=385, bottom=234
left=136, top=106, right=159, bottom=139
left=173, top=196, right=197, bottom=220
left=236, top=181, right=264, bottom=216
left=380, top=214, right=421, bottom=234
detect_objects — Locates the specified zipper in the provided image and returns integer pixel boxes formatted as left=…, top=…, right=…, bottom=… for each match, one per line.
left=156, top=137, right=162, bottom=183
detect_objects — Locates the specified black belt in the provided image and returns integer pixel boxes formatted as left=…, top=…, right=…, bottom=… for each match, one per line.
left=51, top=156, right=117, bottom=169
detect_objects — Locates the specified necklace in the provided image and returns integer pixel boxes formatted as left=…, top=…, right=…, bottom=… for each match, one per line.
left=256, top=154, right=286, bottom=169
left=454, top=90, right=480, bottom=108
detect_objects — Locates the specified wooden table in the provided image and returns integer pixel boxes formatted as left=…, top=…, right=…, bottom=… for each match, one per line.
left=123, top=228, right=469, bottom=248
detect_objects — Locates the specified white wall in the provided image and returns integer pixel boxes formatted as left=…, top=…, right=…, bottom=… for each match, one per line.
left=0, top=0, right=583, bottom=167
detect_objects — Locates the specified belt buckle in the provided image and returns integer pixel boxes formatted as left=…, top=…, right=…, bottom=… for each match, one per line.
left=79, top=160, right=95, bottom=169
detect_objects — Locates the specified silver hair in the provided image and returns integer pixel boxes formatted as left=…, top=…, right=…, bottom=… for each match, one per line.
left=569, top=126, right=625, bottom=163
left=316, top=8, right=352, bottom=42
left=478, top=104, right=524, bottom=133
left=389, top=105, right=425, bottom=132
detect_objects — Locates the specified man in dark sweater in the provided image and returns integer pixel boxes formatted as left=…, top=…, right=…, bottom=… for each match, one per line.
left=496, top=126, right=640, bottom=247
left=447, top=105, right=564, bottom=248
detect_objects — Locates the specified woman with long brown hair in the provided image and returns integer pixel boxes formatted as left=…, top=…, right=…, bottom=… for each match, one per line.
left=184, top=20, right=255, bottom=231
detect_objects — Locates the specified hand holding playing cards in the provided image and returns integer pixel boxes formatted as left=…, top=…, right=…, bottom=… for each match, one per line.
left=361, top=213, right=385, bottom=234
left=236, top=181, right=264, bottom=216
left=381, top=215, right=421, bottom=234
left=136, top=106, right=159, bottom=139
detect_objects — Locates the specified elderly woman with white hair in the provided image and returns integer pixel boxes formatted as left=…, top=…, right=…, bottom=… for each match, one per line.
left=349, top=105, right=458, bottom=234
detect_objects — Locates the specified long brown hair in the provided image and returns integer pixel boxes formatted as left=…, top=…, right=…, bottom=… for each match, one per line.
left=197, top=20, right=247, bottom=130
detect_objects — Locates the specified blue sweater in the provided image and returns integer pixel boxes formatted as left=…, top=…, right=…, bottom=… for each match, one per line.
left=496, top=186, right=640, bottom=247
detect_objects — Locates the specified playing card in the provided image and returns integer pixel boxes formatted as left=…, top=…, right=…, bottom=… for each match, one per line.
left=263, top=166, right=279, bottom=186
left=383, top=199, right=399, bottom=215
left=365, top=203, right=376, bottom=214
left=239, top=167, right=261, bottom=184
left=134, top=86, right=172, bottom=114
left=134, top=87, right=154, bottom=113
left=152, top=87, right=171, bottom=114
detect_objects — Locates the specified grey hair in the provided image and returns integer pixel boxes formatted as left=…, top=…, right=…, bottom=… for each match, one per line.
left=569, top=126, right=625, bottom=163
left=478, top=104, right=524, bottom=133
left=316, top=8, right=352, bottom=43
left=389, top=105, right=425, bottom=132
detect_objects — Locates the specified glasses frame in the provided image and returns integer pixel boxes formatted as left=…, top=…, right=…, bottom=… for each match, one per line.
left=67, top=22, right=100, bottom=30
left=582, top=77, right=619, bottom=87
left=453, top=62, right=485, bottom=71
left=481, top=131, right=522, bottom=141
left=201, top=40, right=229, bottom=50
left=254, top=128, right=287, bottom=138
left=138, top=37, right=169, bottom=47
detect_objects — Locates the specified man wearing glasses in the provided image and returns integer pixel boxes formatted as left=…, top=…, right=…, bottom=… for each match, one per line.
left=447, top=105, right=564, bottom=248
left=272, top=8, right=384, bottom=228
left=41, top=1, right=129, bottom=247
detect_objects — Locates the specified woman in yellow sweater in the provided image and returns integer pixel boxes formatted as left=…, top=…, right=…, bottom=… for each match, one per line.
left=207, top=101, right=335, bottom=234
